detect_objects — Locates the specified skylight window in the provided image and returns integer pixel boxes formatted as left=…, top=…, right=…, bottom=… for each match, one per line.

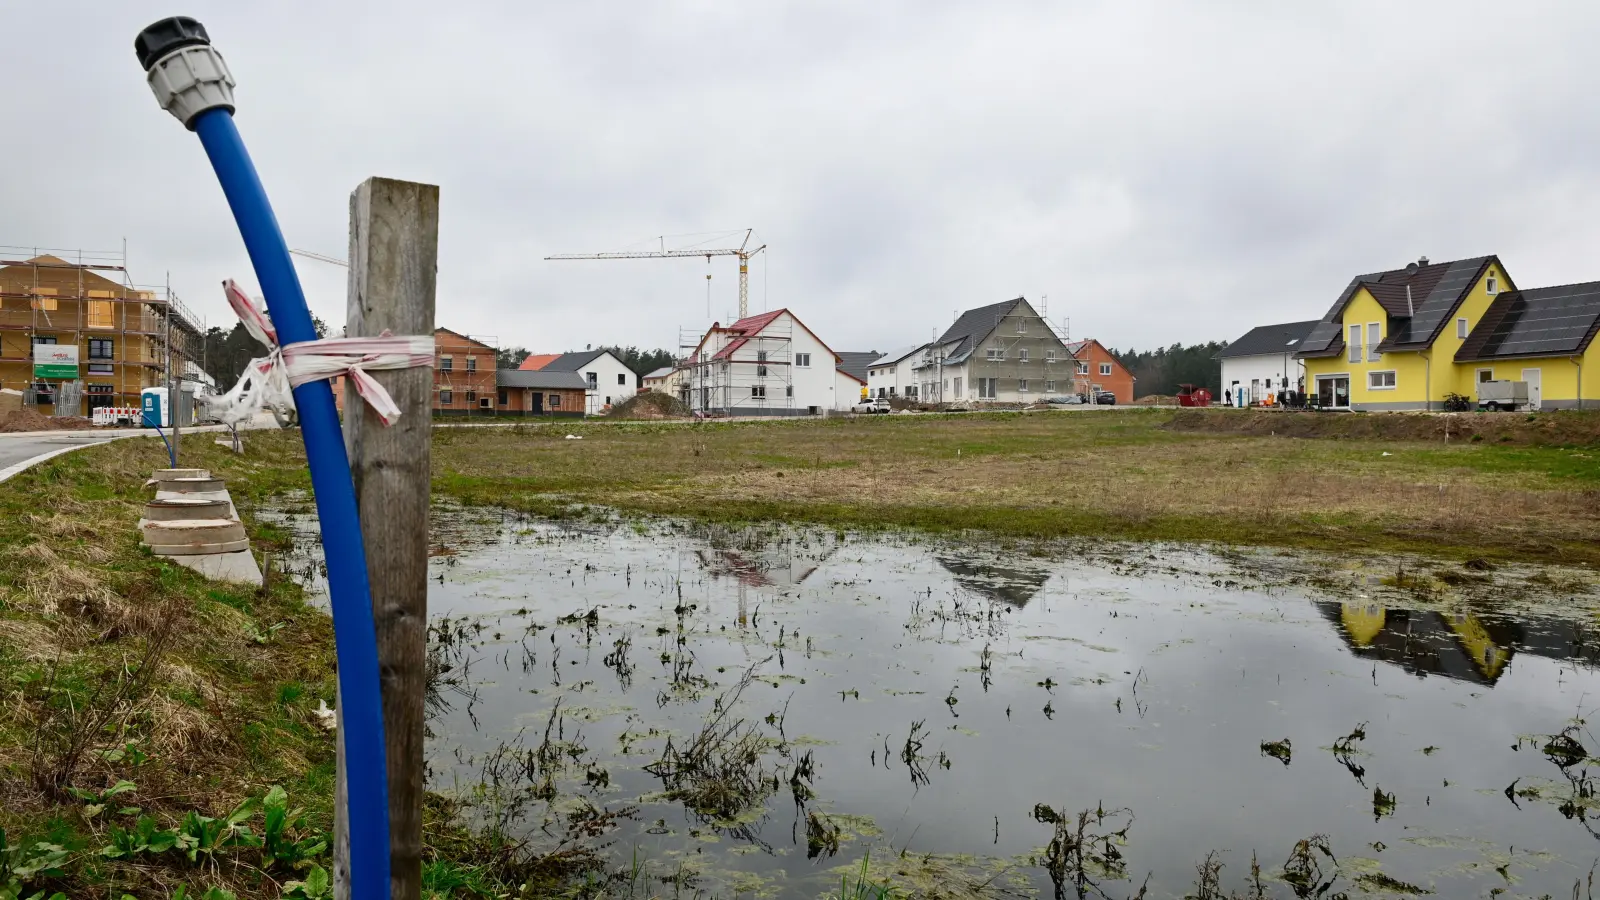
left=1286, top=339, right=1299, bottom=345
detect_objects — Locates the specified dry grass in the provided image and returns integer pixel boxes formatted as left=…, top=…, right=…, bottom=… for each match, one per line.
left=427, top=411, right=1600, bottom=562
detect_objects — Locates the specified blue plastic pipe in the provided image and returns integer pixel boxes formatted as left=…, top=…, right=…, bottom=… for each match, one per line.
left=193, top=108, right=392, bottom=899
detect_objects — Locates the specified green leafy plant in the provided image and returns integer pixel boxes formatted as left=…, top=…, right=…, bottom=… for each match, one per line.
left=0, top=828, right=70, bottom=900
left=244, top=622, right=286, bottom=645
left=283, top=864, right=331, bottom=900
left=99, top=742, right=150, bottom=767
left=100, top=816, right=178, bottom=860
left=261, top=786, right=327, bottom=869
left=66, top=779, right=137, bottom=819
left=175, top=797, right=261, bottom=865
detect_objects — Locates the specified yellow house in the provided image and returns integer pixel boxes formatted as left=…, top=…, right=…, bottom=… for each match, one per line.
left=1452, top=281, right=1600, bottom=409
left=1296, top=255, right=1512, bottom=410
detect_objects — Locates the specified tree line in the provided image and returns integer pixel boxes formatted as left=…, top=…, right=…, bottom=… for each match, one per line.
left=1106, top=341, right=1229, bottom=398
left=494, top=345, right=677, bottom=377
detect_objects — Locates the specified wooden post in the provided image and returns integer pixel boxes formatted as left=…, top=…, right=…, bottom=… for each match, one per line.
left=334, top=177, right=438, bottom=900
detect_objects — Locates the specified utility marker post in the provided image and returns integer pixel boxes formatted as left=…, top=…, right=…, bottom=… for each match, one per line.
left=335, top=177, right=438, bottom=900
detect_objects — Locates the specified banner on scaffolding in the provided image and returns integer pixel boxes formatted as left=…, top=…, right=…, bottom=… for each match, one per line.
left=32, top=344, right=78, bottom=379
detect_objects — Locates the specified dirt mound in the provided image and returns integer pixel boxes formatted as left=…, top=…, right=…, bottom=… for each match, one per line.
left=607, top=391, right=691, bottom=420
left=1135, top=394, right=1176, bottom=406
left=1164, top=408, right=1600, bottom=446
left=0, top=408, right=94, bottom=433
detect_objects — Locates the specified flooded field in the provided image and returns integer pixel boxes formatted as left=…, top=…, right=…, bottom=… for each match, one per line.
left=271, top=502, right=1600, bottom=898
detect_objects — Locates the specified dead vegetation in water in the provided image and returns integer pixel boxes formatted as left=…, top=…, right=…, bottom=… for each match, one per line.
left=644, top=661, right=782, bottom=826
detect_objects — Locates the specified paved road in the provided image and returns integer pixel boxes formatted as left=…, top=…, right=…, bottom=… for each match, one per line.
left=0, top=430, right=141, bottom=471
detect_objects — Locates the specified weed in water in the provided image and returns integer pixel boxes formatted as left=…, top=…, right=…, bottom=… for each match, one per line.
left=1259, top=738, right=1291, bottom=766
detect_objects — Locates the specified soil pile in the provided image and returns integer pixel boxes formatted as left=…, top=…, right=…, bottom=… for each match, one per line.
left=1164, top=408, right=1600, bottom=446
left=0, top=408, right=95, bottom=433
left=607, top=391, right=692, bottom=419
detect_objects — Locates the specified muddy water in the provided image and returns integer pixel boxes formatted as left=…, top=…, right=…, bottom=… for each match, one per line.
left=272, top=503, right=1600, bottom=898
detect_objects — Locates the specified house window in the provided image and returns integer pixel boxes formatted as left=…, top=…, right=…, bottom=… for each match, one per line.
left=550, top=394, right=561, bottom=407
left=1016, top=318, right=1028, bottom=333
left=33, top=335, right=57, bottom=345
left=1046, top=380, right=1057, bottom=392
left=617, top=373, right=627, bottom=385
left=953, top=377, right=962, bottom=397
left=1477, top=368, right=1494, bottom=384
left=1487, top=274, right=1498, bottom=295
left=88, top=363, right=113, bottom=375
left=1019, top=348, right=1030, bottom=362
left=795, top=353, right=811, bottom=368
left=757, top=350, right=768, bottom=363
left=786, top=385, right=793, bottom=397
left=1019, top=379, right=1029, bottom=392
left=1045, top=350, right=1056, bottom=362
left=440, top=355, right=453, bottom=372
left=986, top=348, right=1004, bottom=360
left=439, top=389, right=453, bottom=404
left=87, top=300, right=114, bottom=329
left=586, top=372, right=598, bottom=389
left=466, top=391, right=477, bottom=405
left=466, top=356, right=476, bottom=373
left=87, top=383, right=113, bottom=394
left=752, top=385, right=767, bottom=399
left=977, top=378, right=997, bottom=399
left=1348, top=324, right=1362, bottom=363
left=1367, top=322, right=1381, bottom=361
left=498, top=389, right=508, bottom=406
left=480, top=397, right=492, bottom=408
left=1368, top=371, right=1397, bottom=390
left=757, top=365, right=768, bottom=377
left=1457, top=317, right=1468, bottom=339
left=1076, top=362, right=1089, bottom=375
left=89, top=339, right=113, bottom=360
left=1099, top=363, right=1112, bottom=376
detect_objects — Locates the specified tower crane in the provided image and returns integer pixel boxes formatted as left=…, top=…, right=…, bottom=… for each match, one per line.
left=546, top=229, right=766, bottom=319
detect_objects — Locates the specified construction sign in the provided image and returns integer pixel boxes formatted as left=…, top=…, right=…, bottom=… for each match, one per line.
left=33, top=344, right=78, bottom=379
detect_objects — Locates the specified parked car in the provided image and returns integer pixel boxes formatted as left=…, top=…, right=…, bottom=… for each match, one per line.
left=851, top=397, right=890, bottom=414
left=1094, top=391, right=1117, bottom=406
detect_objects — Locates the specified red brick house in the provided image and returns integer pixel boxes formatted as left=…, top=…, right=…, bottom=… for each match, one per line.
left=1066, top=339, right=1135, bottom=404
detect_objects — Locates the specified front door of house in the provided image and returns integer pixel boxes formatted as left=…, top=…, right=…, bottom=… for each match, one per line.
left=532, top=392, right=544, bottom=414
left=1522, top=368, right=1542, bottom=410
left=1316, top=375, right=1350, bottom=408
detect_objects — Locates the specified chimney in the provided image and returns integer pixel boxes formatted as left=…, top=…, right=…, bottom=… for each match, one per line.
left=1418, top=256, right=1429, bottom=266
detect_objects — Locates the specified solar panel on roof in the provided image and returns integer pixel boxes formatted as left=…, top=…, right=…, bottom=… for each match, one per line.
left=1468, top=283, right=1600, bottom=358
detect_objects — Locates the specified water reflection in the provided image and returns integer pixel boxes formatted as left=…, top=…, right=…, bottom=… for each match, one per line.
left=268, top=506, right=1600, bottom=898
left=1319, top=601, right=1600, bottom=686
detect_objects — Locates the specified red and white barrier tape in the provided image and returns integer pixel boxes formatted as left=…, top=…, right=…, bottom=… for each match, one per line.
left=208, top=279, right=434, bottom=427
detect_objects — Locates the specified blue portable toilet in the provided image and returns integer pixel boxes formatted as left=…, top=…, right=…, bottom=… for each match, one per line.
left=141, top=387, right=169, bottom=428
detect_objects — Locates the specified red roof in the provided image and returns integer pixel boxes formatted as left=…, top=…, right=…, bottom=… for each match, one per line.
left=726, top=309, right=785, bottom=335
left=712, top=337, right=749, bottom=361
left=518, top=353, right=561, bottom=371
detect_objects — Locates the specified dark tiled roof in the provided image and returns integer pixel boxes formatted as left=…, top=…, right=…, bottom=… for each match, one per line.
left=1214, top=320, right=1320, bottom=359
left=540, top=349, right=612, bottom=371
left=497, top=369, right=588, bottom=389
left=938, top=297, right=1027, bottom=360
left=1296, top=256, right=1500, bottom=358
left=835, top=351, right=880, bottom=382
left=1456, top=281, right=1600, bottom=362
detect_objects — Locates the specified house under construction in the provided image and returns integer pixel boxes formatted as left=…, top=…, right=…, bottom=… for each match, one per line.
left=0, top=248, right=202, bottom=415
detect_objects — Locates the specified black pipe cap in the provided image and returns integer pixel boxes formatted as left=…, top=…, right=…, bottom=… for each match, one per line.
left=135, top=17, right=211, bottom=72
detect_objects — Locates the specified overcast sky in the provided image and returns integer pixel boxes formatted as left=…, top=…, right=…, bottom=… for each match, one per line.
left=8, top=1, right=1600, bottom=357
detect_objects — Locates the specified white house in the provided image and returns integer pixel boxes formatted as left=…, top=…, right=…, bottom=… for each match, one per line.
left=535, top=349, right=637, bottom=414
left=1214, top=320, right=1318, bottom=406
left=683, top=309, right=846, bottom=415
left=867, top=345, right=924, bottom=400
left=903, top=297, right=1075, bottom=403
left=834, top=350, right=877, bottom=408
left=642, top=366, right=679, bottom=394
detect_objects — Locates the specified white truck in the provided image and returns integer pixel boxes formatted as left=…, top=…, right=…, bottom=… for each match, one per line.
left=1476, top=380, right=1529, bottom=412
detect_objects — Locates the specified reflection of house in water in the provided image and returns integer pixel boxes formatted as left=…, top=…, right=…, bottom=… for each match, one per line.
left=934, top=553, right=1053, bottom=608
left=1318, top=601, right=1600, bottom=687
left=688, top=526, right=837, bottom=589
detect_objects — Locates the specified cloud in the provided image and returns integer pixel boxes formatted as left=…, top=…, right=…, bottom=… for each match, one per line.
left=6, top=0, right=1600, bottom=357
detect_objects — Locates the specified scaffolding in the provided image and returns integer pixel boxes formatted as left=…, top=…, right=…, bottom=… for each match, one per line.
left=678, top=315, right=798, bottom=416
left=917, top=301, right=1073, bottom=403
left=0, top=245, right=203, bottom=413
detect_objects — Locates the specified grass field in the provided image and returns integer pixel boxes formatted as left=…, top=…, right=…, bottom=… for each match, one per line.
left=428, top=408, right=1600, bottom=564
